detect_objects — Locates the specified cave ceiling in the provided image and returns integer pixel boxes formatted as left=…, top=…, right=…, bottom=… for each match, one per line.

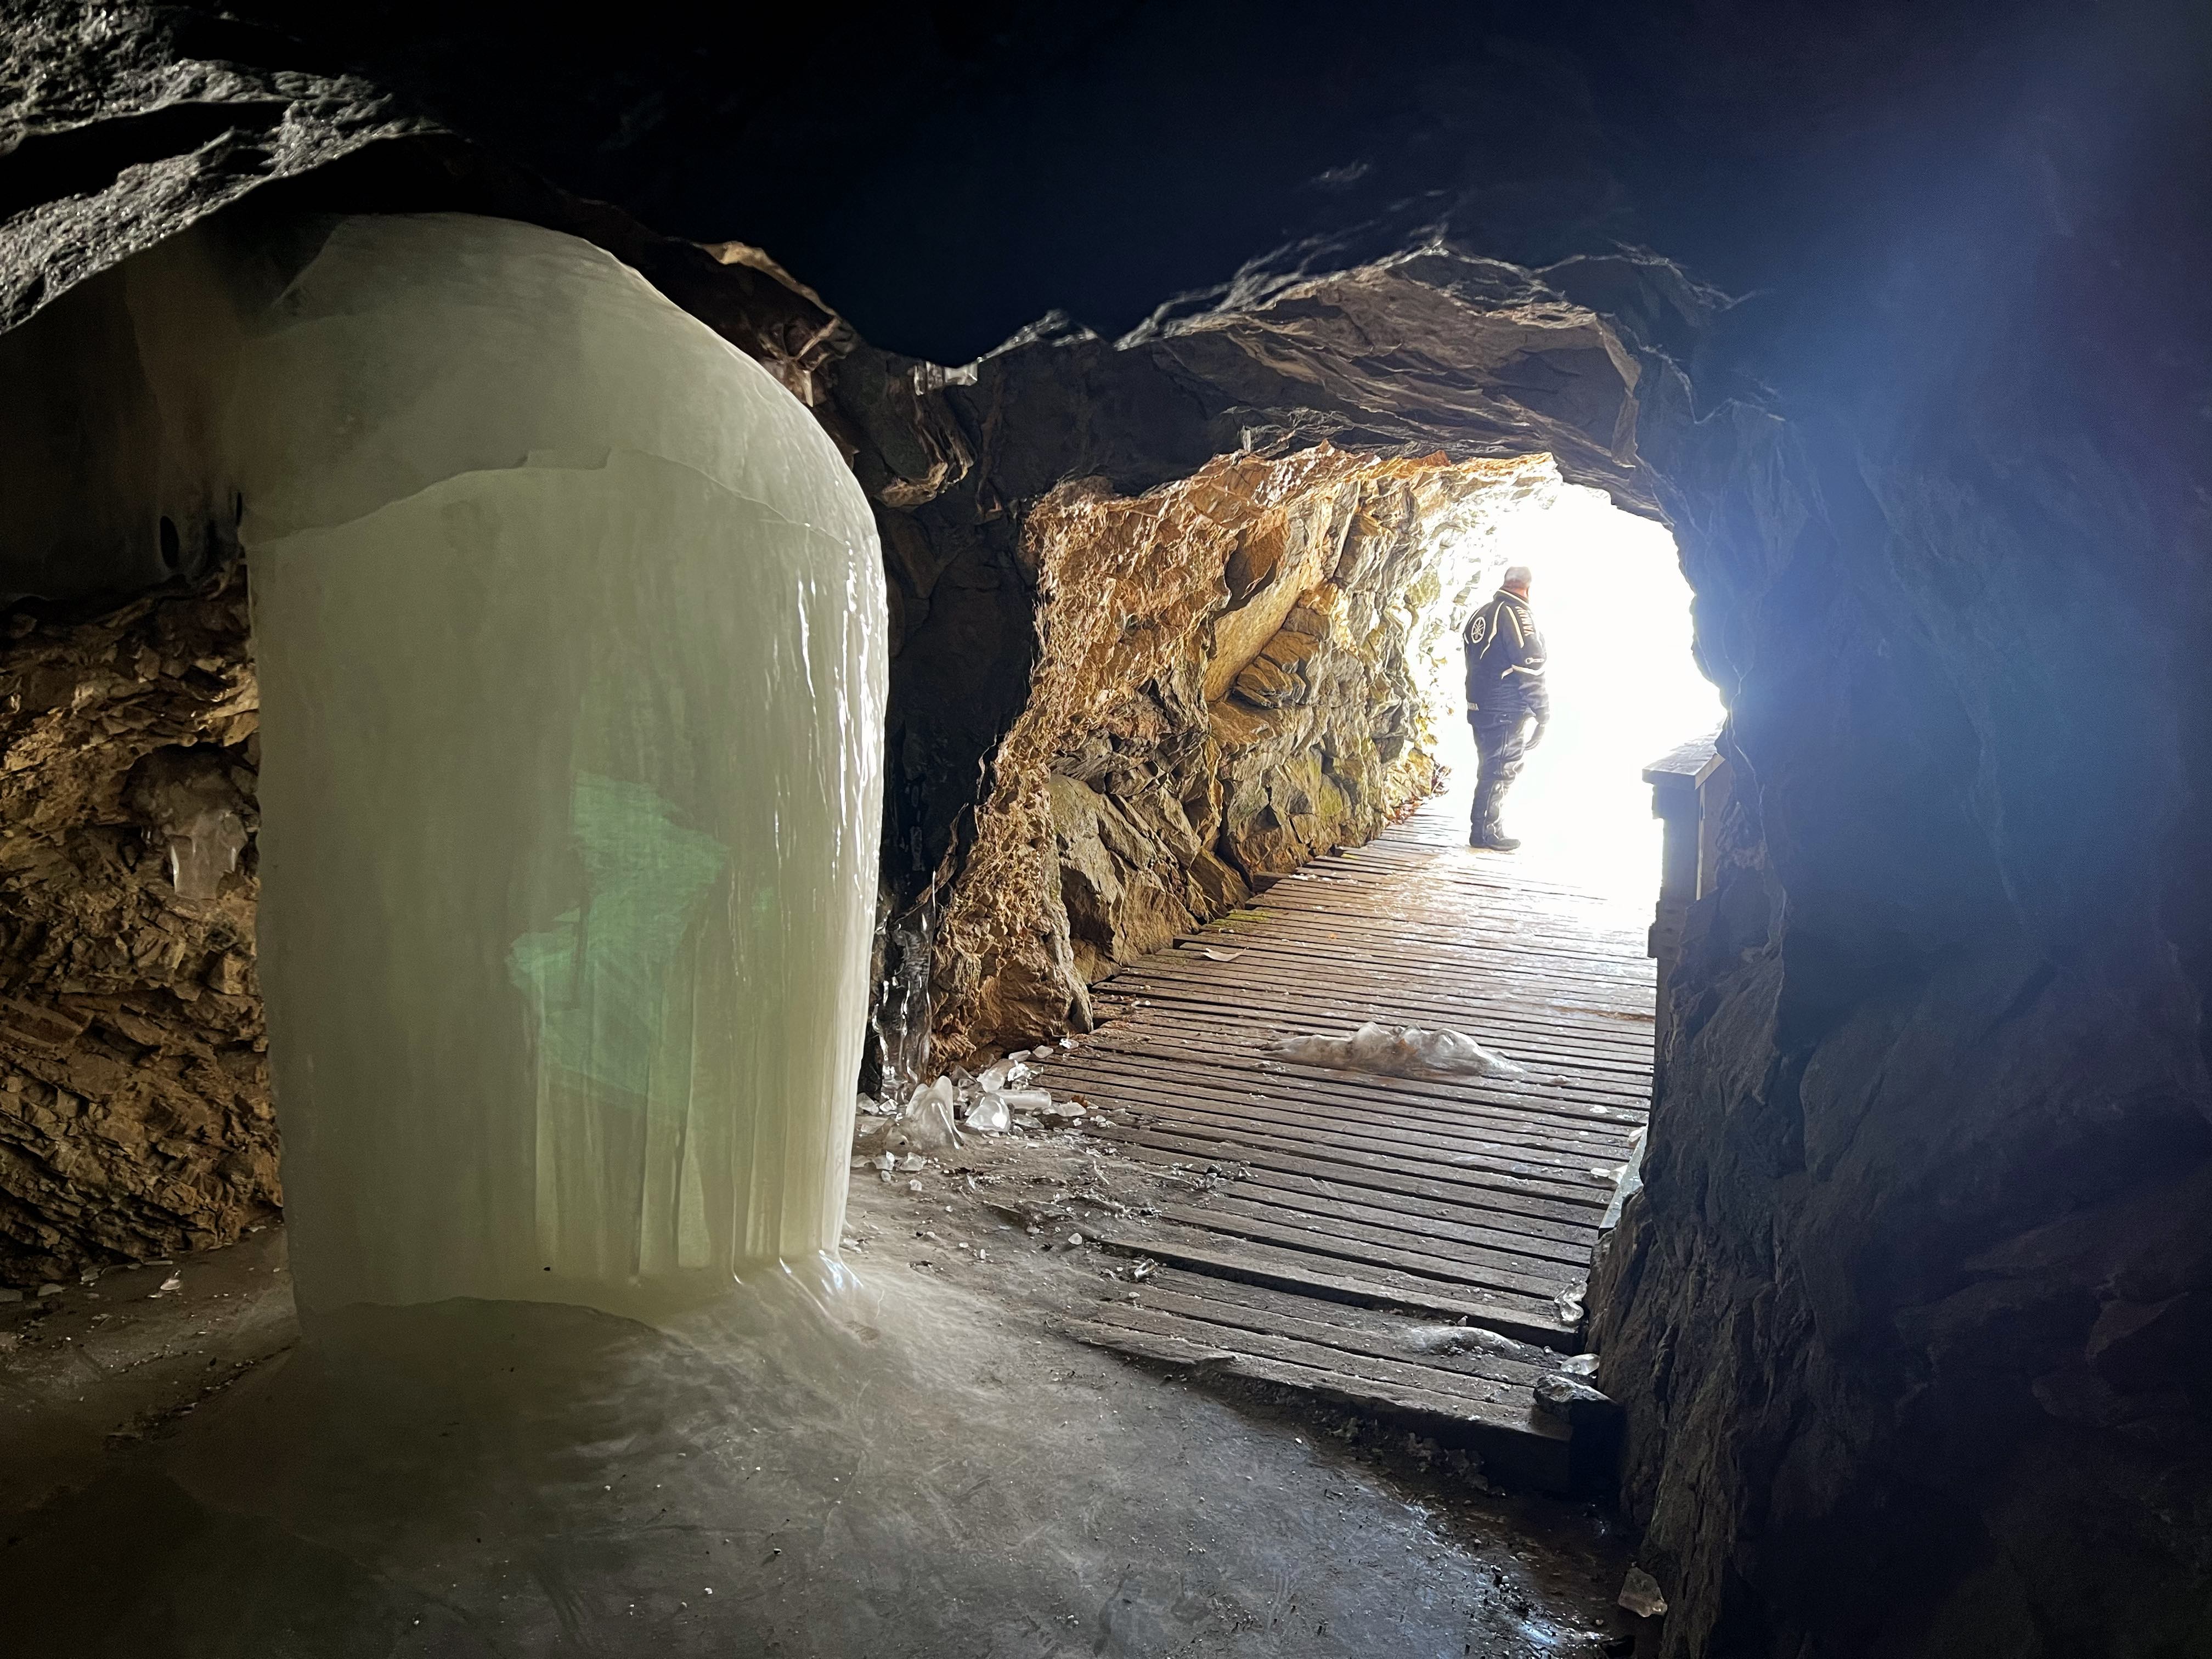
left=8, top=0, right=2188, bottom=369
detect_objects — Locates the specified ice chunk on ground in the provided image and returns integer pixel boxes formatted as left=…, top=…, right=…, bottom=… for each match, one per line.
left=906, top=1076, right=961, bottom=1120
left=1265, top=1020, right=1548, bottom=1081
left=1398, top=1324, right=1521, bottom=1359
left=965, top=1095, right=1012, bottom=1134
left=163, top=806, right=249, bottom=902
left=1619, top=1567, right=1668, bottom=1620
left=1600, top=1125, right=1648, bottom=1232
left=888, top=1088, right=962, bottom=1154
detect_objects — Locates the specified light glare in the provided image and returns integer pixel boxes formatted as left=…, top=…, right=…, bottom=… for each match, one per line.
left=1435, top=487, right=1722, bottom=913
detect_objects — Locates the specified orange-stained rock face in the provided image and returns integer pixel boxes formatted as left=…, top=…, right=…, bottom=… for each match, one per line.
left=929, top=443, right=1556, bottom=1056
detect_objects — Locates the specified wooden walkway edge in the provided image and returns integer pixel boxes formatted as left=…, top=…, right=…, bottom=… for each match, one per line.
left=1039, top=794, right=1654, bottom=1492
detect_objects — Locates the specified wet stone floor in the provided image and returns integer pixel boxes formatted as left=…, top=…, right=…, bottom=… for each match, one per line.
left=1, top=1125, right=1635, bottom=1656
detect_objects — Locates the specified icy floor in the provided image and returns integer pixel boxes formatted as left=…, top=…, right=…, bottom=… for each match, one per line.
left=1, top=1132, right=1634, bottom=1657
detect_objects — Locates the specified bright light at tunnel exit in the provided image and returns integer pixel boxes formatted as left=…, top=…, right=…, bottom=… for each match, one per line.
left=1434, top=486, right=1723, bottom=910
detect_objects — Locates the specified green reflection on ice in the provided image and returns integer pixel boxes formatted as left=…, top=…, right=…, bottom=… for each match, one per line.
left=507, top=772, right=726, bottom=1098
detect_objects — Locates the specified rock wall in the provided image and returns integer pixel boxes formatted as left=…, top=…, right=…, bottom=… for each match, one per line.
left=928, top=445, right=1554, bottom=1055
left=1578, top=86, right=2212, bottom=1657
left=0, top=572, right=272, bottom=1286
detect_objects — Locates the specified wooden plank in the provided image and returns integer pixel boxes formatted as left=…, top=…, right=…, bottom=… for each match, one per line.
left=1208, top=922, right=1649, bottom=976
left=1062, top=1020, right=1654, bottom=1113
left=1169, top=946, right=1650, bottom=1006
left=1211, top=909, right=1650, bottom=969
left=1091, top=1115, right=1614, bottom=1217
left=1152, top=1198, right=1583, bottom=1296
left=1130, top=1269, right=1567, bottom=1385
left=1212, top=904, right=1653, bottom=968
left=1057, top=1035, right=1663, bottom=1124
left=1044, top=1040, right=1654, bottom=1141
left=1172, top=1186, right=1599, bottom=1271
left=1084, top=1300, right=1550, bottom=1424
left=1097, top=973, right=1658, bottom=1059
left=1142, top=983, right=1658, bottom=1054
left=1272, top=857, right=1616, bottom=907
left=1117, top=1141, right=1601, bottom=1251
left=1188, top=899, right=1648, bottom=952
left=1093, top=973, right=1651, bottom=1031
left=1099, top=1122, right=1611, bottom=1233
left=1085, top=1219, right=1581, bottom=1348
left=1069, top=1085, right=1635, bottom=1186
left=1071, top=1085, right=1626, bottom=1194
left=1160, top=939, right=1658, bottom=1039
left=1070, top=1041, right=1644, bottom=1125
left=1040, top=1054, right=1640, bottom=1172
left=1266, top=881, right=1644, bottom=933
left=1109, top=957, right=1657, bottom=1062
left=1220, top=1165, right=1599, bottom=1251
left=1273, top=844, right=1639, bottom=893
left=1093, top=970, right=1652, bottom=1032
left=1097, top=995, right=1654, bottom=1057
left=1117, top=956, right=1652, bottom=1012
left=1147, top=1199, right=1582, bottom=1298
left=1068, top=1316, right=1574, bottom=1491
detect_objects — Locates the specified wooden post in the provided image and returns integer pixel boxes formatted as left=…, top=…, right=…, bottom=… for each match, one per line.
left=1640, top=731, right=1728, bottom=1073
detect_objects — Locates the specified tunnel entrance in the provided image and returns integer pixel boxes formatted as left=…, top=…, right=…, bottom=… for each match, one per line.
left=1431, top=483, right=1722, bottom=909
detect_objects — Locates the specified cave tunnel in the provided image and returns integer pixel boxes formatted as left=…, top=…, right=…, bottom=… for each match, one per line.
left=1, top=2, right=2207, bottom=1656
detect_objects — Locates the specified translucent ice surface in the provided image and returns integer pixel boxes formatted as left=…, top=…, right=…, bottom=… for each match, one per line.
left=219, top=216, right=885, bottom=1318
left=164, top=806, right=249, bottom=902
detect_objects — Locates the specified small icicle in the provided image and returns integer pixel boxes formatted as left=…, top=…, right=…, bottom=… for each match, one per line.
left=165, top=808, right=249, bottom=902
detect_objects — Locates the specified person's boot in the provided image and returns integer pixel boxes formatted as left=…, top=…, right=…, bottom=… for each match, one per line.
left=1470, top=781, right=1519, bottom=850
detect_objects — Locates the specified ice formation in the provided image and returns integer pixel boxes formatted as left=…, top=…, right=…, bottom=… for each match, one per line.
left=1266, top=1020, right=1545, bottom=1081
left=152, top=215, right=887, bottom=1318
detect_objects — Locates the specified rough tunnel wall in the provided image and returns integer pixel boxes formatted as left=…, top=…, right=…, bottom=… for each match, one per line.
left=929, top=445, right=1555, bottom=1057
left=1584, top=190, right=2212, bottom=1659
left=0, top=573, right=271, bottom=1286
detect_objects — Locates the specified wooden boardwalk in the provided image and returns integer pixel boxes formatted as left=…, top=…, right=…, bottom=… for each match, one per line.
left=1038, top=795, right=1655, bottom=1489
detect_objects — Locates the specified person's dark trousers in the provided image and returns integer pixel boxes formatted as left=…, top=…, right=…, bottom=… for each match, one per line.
left=1470, top=714, right=1528, bottom=845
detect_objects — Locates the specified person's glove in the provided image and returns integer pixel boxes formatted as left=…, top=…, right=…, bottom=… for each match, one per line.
left=1525, top=719, right=1547, bottom=751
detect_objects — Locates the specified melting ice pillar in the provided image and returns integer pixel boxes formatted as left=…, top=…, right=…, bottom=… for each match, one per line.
left=225, top=215, right=885, bottom=1318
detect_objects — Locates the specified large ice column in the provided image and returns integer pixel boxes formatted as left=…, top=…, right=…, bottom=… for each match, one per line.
left=211, top=215, right=885, bottom=1319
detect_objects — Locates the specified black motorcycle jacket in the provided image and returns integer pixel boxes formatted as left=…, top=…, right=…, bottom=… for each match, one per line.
left=1463, top=588, right=1549, bottom=724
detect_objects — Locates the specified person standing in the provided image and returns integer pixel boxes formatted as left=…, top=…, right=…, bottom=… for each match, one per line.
left=1463, top=565, right=1548, bottom=850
